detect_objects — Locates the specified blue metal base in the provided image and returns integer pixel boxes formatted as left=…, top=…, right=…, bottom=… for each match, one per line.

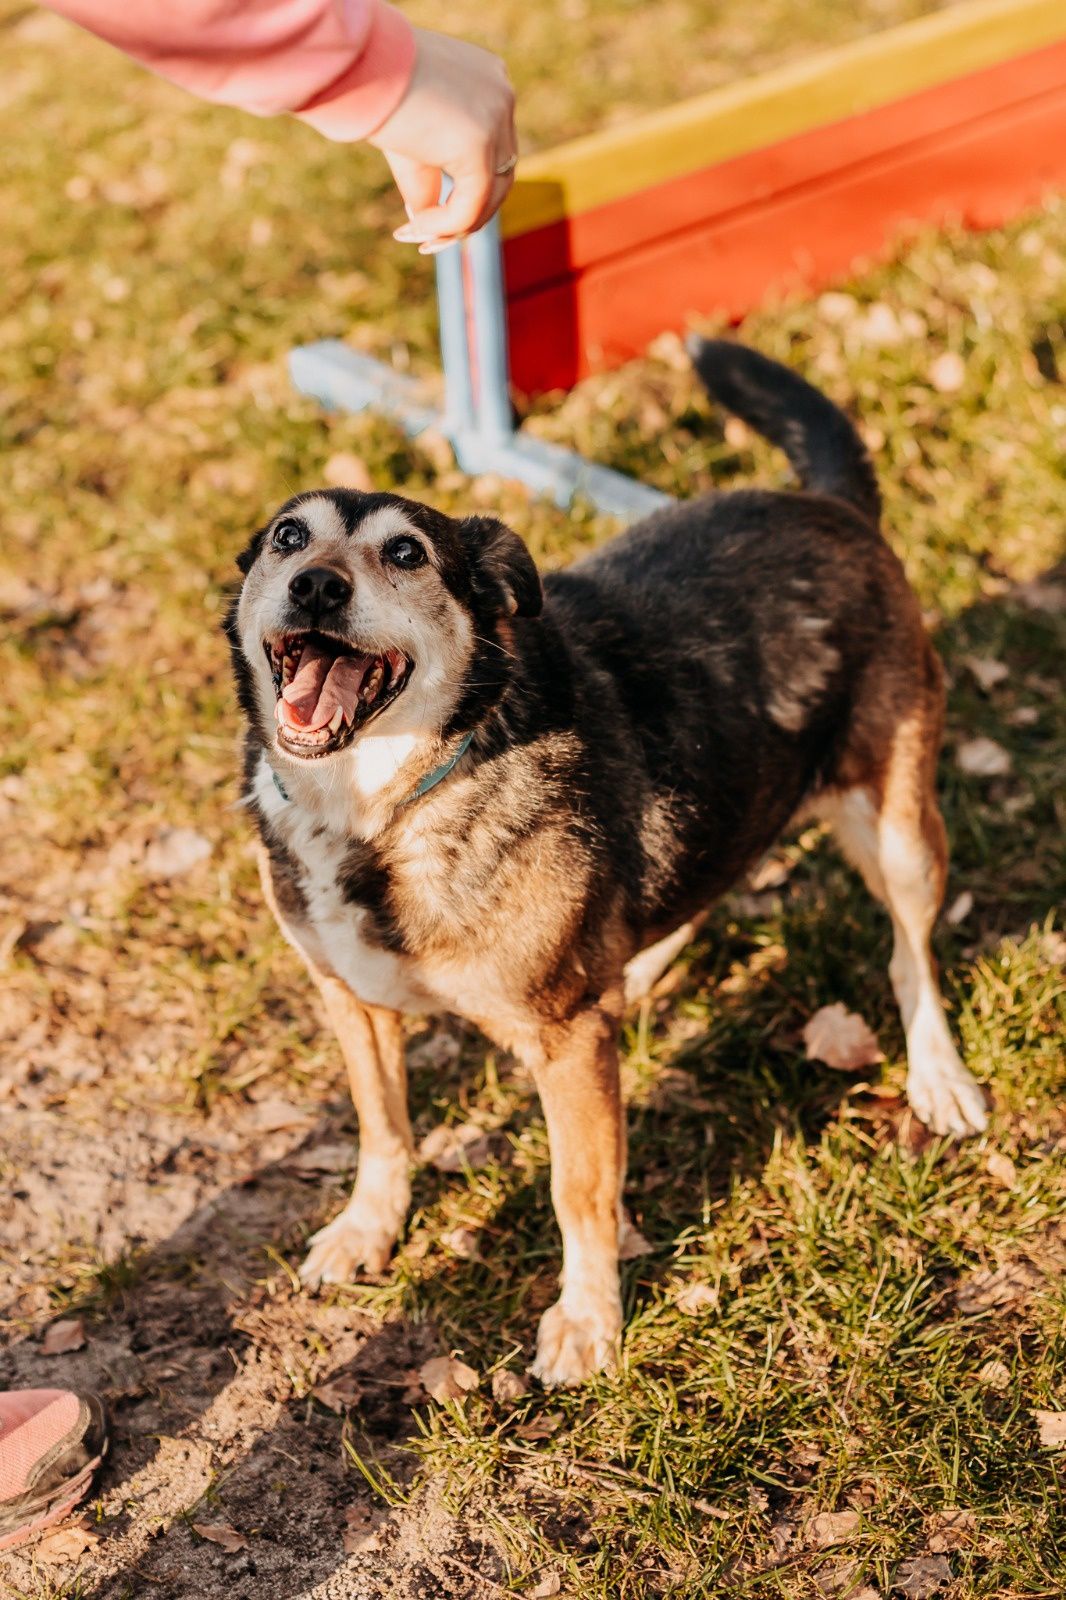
left=289, top=339, right=673, bottom=521
left=291, top=216, right=672, bottom=521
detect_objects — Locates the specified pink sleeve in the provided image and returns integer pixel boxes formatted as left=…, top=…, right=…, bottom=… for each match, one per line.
left=44, top=0, right=416, bottom=141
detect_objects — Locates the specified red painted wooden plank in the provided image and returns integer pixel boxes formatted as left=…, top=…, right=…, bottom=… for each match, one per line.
left=504, top=39, right=1066, bottom=296
left=506, top=75, right=1066, bottom=393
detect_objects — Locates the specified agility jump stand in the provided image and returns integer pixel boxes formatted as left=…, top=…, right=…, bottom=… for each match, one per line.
left=291, top=0, right=1066, bottom=508
left=502, top=0, right=1066, bottom=391
left=289, top=217, right=673, bottom=519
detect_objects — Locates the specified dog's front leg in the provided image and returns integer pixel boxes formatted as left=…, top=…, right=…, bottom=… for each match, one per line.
left=299, top=972, right=412, bottom=1285
left=530, top=1004, right=625, bottom=1387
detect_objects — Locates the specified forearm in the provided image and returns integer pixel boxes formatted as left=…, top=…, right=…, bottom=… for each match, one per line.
left=42, top=0, right=415, bottom=140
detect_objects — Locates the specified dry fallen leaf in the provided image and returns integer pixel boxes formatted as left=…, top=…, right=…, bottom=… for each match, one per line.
left=191, top=1521, right=248, bottom=1553
left=894, top=1553, right=952, bottom=1597
left=675, top=1282, right=719, bottom=1315
left=1034, top=1409, right=1066, bottom=1449
left=249, top=1098, right=314, bottom=1132
left=418, top=1354, right=480, bottom=1403
left=492, top=1368, right=530, bottom=1403
left=323, top=451, right=373, bottom=492
left=985, top=1151, right=1017, bottom=1190
left=944, top=890, right=973, bottom=926
left=529, top=1574, right=562, bottom=1598
left=1007, top=704, right=1039, bottom=727
left=928, top=351, right=966, bottom=393
left=42, top=1318, right=86, bottom=1355
left=618, top=1223, right=653, bottom=1260
left=962, top=655, right=1008, bottom=692
left=313, top=1374, right=364, bottom=1412
left=284, top=1142, right=354, bottom=1176
left=418, top=1121, right=494, bottom=1173
left=976, top=1357, right=1011, bottom=1390
left=956, top=1260, right=1039, bottom=1314
left=955, top=737, right=1012, bottom=777
left=514, top=1410, right=563, bottom=1441
left=807, top=1510, right=861, bottom=1550
left=803, top=1004, right=883, bottom=1072
left=442, top=1226, right=481, bottom=1259
left=34, top=1522, right=99, bottom=1563
left=927, top=1509, right=976, bottom=1553
left=141, top=827, right=212, bottom=881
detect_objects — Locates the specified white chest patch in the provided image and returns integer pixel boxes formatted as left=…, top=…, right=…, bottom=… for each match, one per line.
left=253, top=758, right=438, bottom=1014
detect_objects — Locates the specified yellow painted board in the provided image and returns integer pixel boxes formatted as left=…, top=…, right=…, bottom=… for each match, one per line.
left=501, top=0, right=1066, bottom=238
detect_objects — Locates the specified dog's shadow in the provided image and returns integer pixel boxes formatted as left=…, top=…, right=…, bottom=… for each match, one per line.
left=2, top=566, right=1061, bottom=1599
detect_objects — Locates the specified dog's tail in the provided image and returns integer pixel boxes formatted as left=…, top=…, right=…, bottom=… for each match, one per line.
left=686, top=336, right=881, bottom=527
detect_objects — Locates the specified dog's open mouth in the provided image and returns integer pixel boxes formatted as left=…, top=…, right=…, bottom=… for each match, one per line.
left=264, top=632, right=411, bottom=758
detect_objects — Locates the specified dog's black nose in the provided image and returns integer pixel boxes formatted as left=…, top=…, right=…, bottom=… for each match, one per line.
left=288, top=565, right=352, bottom=617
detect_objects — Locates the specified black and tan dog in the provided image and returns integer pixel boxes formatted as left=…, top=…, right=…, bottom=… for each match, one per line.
left=227, top=340, right=987, bottom=1386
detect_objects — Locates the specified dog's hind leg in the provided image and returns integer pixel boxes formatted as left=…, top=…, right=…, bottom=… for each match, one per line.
left=528, top=1000, right=626, bottom=1387
left=299, top=975, right=412, bottom=1284
left=824, top=717, right=987, bottom=1138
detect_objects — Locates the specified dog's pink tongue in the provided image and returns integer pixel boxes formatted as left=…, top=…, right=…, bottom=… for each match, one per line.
left=280, top=645, right=369, bottom=730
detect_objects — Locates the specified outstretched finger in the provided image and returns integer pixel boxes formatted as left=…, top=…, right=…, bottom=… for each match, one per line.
left=384, top=152, right=442, bottom=222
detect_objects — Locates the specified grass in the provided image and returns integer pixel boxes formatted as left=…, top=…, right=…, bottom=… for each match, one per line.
left=1, top=3, right=1064, bottom=1598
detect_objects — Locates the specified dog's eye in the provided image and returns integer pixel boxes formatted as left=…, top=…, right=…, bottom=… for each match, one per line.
left=272, top=519, right=308, bottom=553
left=383, top=536, right=427, bottom=570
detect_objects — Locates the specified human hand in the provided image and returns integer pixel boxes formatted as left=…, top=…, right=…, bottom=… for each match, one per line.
left=369, top=27, right=517, bottom=252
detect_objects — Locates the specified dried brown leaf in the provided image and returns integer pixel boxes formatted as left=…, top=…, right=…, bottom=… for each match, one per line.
left=618, top=1223, right=653, bottom=1260
left=955, top=737, right=1012, bottom=777
left=675, top=1282, right=719, bottom=1315
left=976, top=1358, right=1011, bottom=1390
left=313, top=1375, right=364, bottom=1412
left=191, top=1521, right=248, bottom=1553
left=1034, top=1409, right=1066, bottom=1448
left=42, top=1318, right=86, bottom=1355
left=284, top=1142, right=354, bottom=1175
left=529, top=1575, right=562, bottom=1598
left=418, top=1121, right=494, bottom=1173
left=492, top=1369, right=530, bottom=1403
left=442, top=1226, right=481, bottom=1259
left=962, top=655, right=1008, bottom=692
left=956, top=1259, right=1038, bottom=1314
left=514, top=1410, right=563, bottom=1440
left=894, top=1554, right=952, bottom=1597
left=34, top=1522, right=99, bottom=1563
left=944, top=890, right=973, bottom=925
left=803, top=1004, right=883, bottom=1072
left=985, top=1151, right=1017, bottom=1190
left=807, top=1510, right=861, bottom=1550
left=141, top=827, right=212, bottom=880
left=927, top=1509, right=976, bottom=1553
left=418, top=1354, right=480, bottom=1403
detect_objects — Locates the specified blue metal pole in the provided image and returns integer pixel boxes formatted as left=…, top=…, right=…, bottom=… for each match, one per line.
left=465, top=217, right=514, bottom=447
left=435, top=242, right=476, bottom=439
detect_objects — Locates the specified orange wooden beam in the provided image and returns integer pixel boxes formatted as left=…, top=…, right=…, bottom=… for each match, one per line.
left=503, top=40, right=1066, bottom=394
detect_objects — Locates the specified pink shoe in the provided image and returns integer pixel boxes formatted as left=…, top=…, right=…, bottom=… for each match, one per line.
left=0, top=1389, right=108, bottom=1551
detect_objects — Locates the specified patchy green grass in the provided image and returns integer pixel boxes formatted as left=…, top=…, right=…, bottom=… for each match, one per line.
left=0, top=4, right=1063, bottom=1599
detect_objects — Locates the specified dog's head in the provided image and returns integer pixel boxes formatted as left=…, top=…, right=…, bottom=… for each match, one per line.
left=227, top=489, right=542, bottom=763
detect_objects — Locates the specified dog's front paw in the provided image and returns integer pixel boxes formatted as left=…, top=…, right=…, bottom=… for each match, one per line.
left=530, top=1295, right=622, bottom=1388
left=907, top=1060, right=988, bottom=1138
left=299, top=1210, right=397, bottom=1286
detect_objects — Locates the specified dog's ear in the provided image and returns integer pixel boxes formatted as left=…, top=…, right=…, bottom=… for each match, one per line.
left=460, top=516, right=543, bottom=618
left=236, top=527, right=268, bottom=576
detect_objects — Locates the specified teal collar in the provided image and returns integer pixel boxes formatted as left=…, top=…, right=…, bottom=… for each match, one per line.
left=271, top=731, right=474, bottom=809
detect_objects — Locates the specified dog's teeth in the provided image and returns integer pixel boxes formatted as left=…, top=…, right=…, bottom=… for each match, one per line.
left=364, top=663, right=384, bottom=702
left=328, top=705, right=344, bottom=733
